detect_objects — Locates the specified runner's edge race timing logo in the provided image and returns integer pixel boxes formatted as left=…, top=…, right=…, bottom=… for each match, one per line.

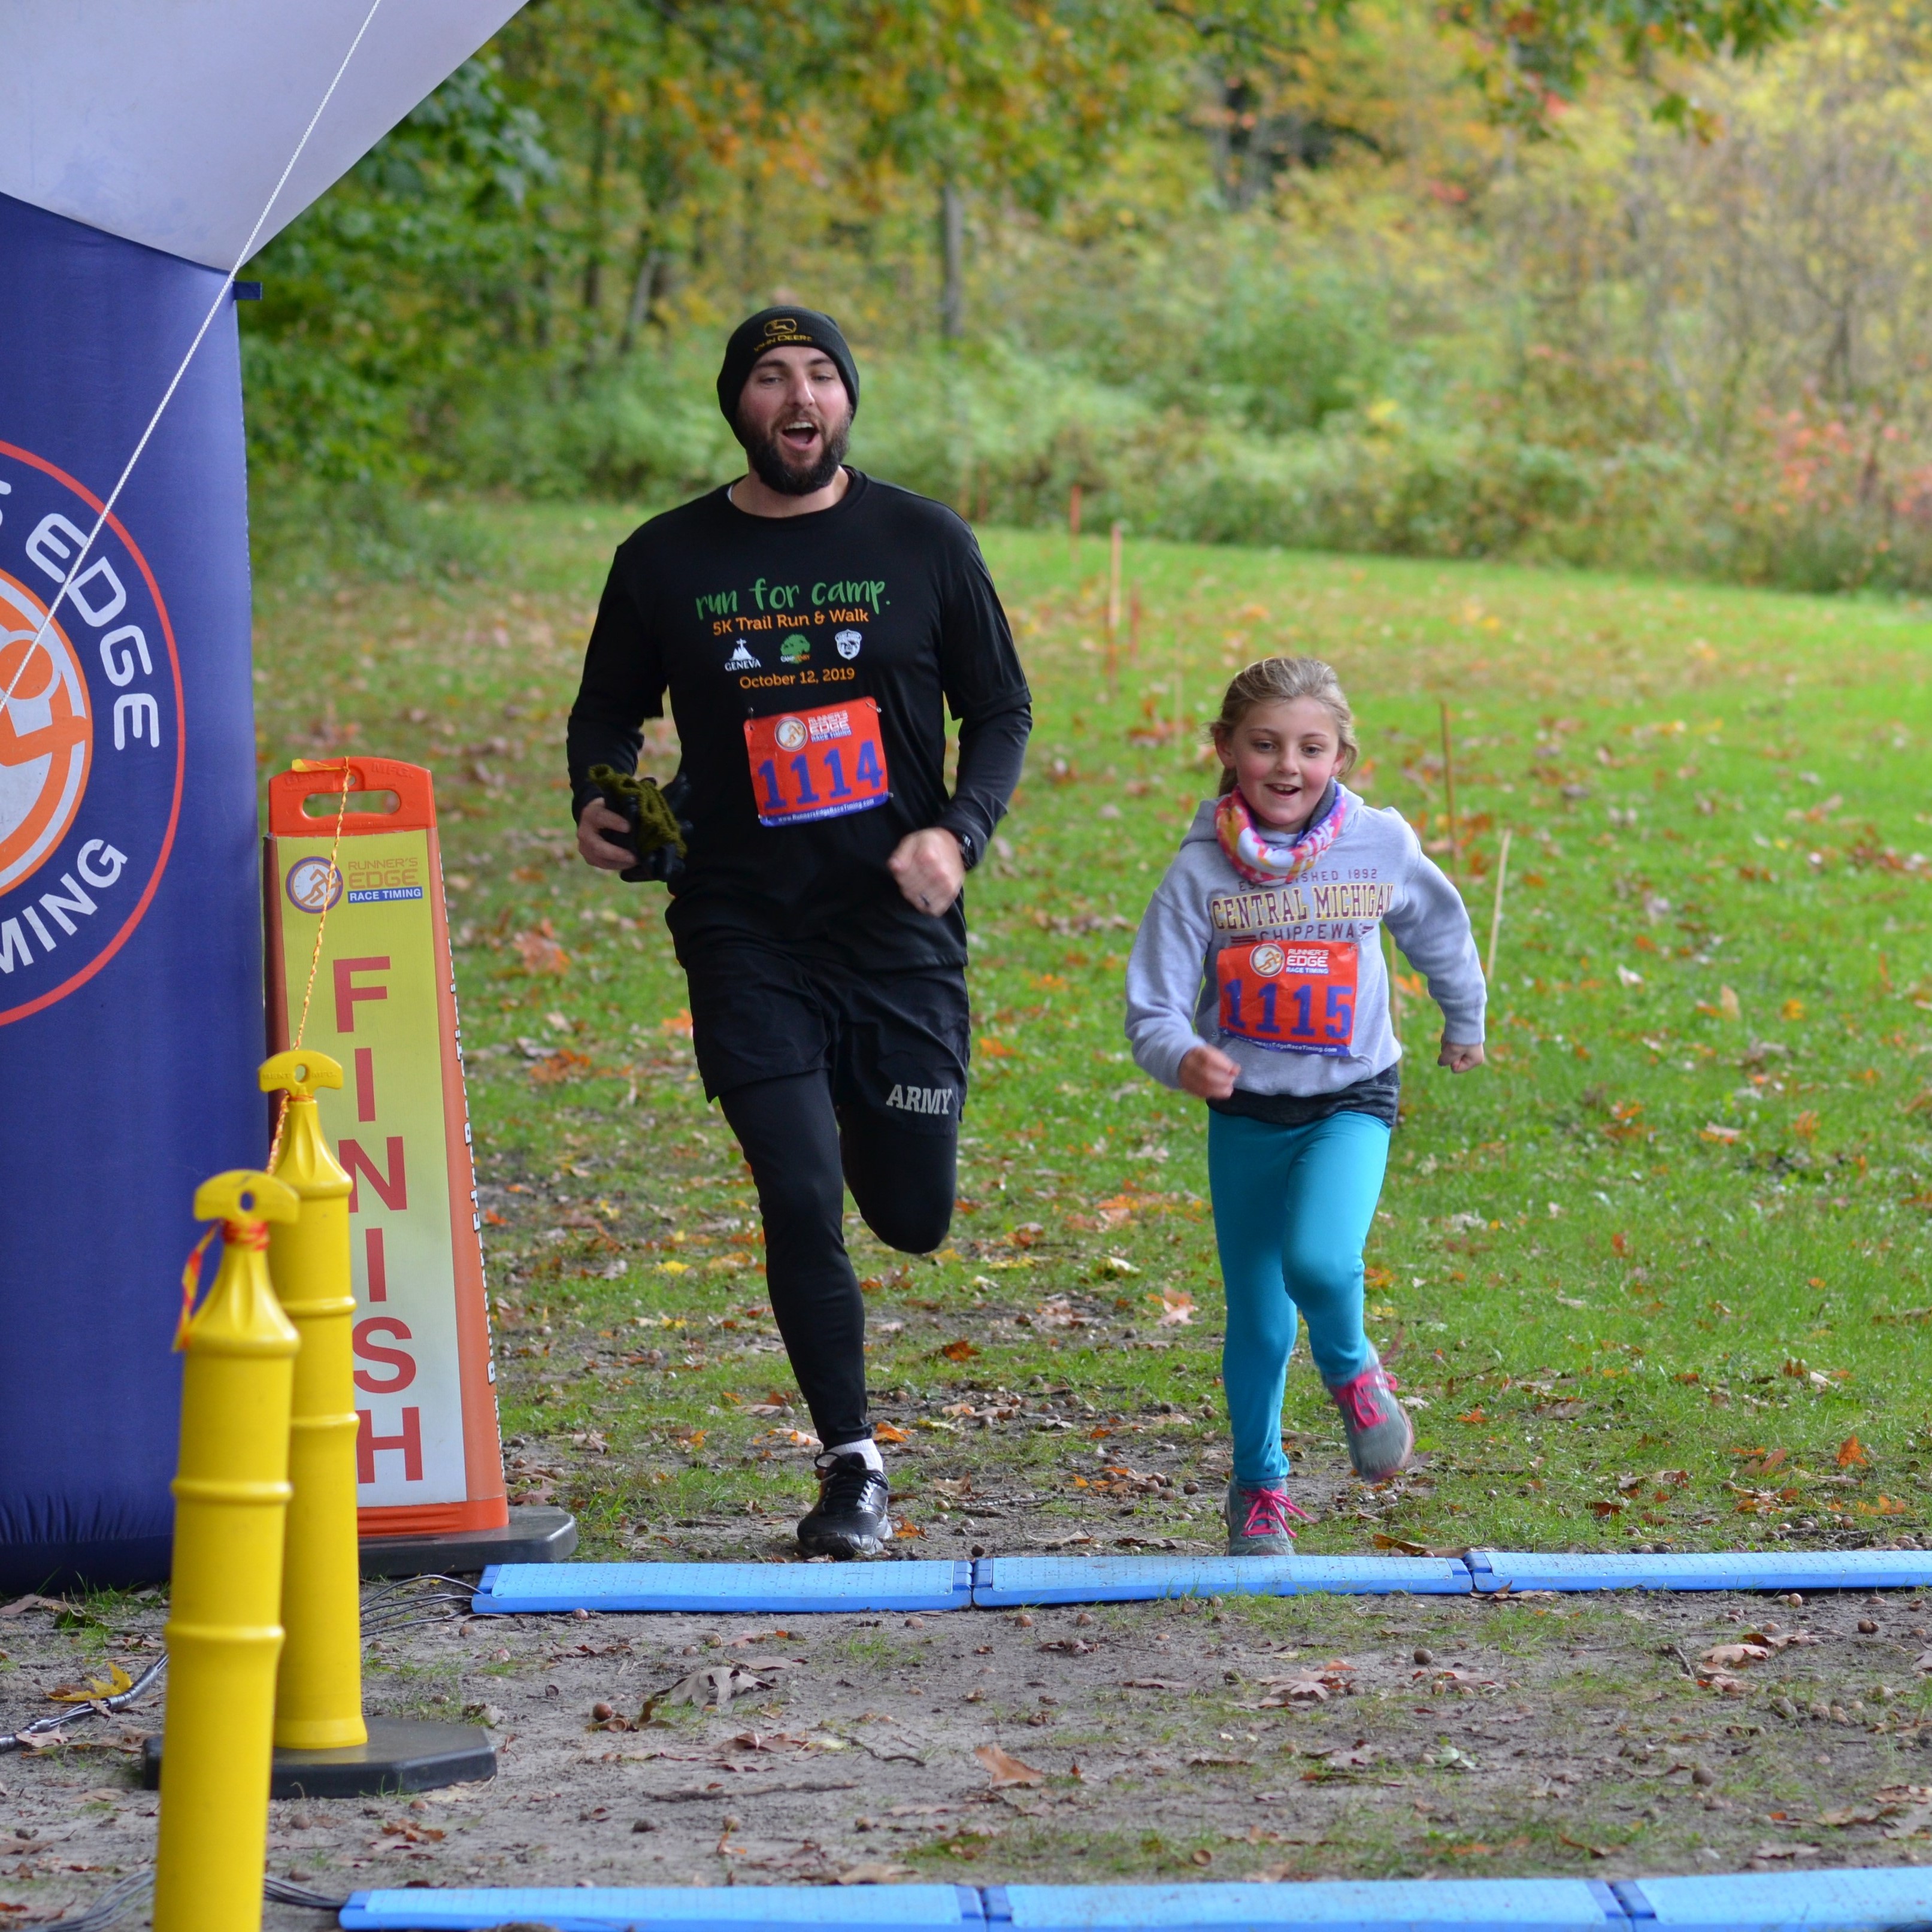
left=0, top=442, right=185, bottom=1025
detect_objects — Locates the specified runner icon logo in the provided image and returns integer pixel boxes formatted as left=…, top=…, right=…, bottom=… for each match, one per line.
left=835, top=629, right=862, bottom=659
left=285, top=856, right=344, bottom=914
left=1250, top=942, right=1285, bottom=977
left=725, top=641, right=761, bottom=671
left=0, top=445, right=182, bottom=1026
left=774, top=716, right=808, bottom=752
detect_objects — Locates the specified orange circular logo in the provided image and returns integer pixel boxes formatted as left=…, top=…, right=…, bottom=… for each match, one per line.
left=0, top=570, right=92, bottom=895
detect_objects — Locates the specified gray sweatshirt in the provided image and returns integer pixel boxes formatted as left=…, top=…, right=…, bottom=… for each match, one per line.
left=1125, top=785, right=1486, bottom=1097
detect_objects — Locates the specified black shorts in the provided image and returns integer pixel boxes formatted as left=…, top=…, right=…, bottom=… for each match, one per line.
left=680, top=940, right=970, bottom=1132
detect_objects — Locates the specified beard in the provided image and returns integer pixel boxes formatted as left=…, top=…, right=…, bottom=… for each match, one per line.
left=740, top=409, right=852, bottom=496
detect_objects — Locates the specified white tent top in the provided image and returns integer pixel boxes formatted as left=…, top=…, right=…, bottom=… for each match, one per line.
left=0, top=0, right=526, bottom=270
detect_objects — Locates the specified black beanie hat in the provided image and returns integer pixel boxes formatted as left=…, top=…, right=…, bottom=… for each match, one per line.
left=716, top=307, right=860, bottom=426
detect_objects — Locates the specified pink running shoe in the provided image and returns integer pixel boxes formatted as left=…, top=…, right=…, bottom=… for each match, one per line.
left=1328, top=1363, right=1415, bottom=1480
left=1224, top=1480, right=1311, bottom=1556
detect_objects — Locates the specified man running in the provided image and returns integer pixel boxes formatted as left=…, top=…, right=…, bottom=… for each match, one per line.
left=567, top=307, right=1032, bottom=1558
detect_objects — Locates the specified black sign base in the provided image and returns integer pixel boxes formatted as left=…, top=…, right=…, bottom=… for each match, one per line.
left=143, top=1716, right=496, bottom=1799
left=358, top=1504, right=577, bottom=1579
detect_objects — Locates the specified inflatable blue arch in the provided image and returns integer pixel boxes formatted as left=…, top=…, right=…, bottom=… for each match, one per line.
left=0, top=0, right=521, bottom=1592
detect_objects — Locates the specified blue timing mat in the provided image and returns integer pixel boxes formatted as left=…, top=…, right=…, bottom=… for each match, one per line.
left=1468, top=1549, right=1932, bottom=1595
left=990, top=1880, right=1623, bottom=1929
left=470, top=1559, right=975, bottom=1615
left=1618, top=1869, right=1932, bottom=1928
left=464, top=1549, right=1932, bottom=1618
left=335, top=1873, right=1932, bottom=1931
left=340, top=1884, right=985, bottom=1931
left=970, top=1553, right=1471, bottom=1607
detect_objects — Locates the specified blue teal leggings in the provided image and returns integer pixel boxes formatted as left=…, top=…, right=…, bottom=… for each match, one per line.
left=1208, top=1108, right=1390, bottom=1488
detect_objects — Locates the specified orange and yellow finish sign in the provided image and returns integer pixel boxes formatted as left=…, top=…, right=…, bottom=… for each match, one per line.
left=262, top=757, right=505, bottom=1540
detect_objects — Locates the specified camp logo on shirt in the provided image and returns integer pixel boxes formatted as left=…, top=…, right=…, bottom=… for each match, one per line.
left=0, top=442, right=183, bottom=1026
left=725, top=640, right=760, bottom=671
left=779, top=635, right=811, bottom=664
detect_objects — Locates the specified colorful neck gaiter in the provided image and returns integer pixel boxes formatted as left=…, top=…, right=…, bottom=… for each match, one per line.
left=1214, top=782, right=1346, bottom=887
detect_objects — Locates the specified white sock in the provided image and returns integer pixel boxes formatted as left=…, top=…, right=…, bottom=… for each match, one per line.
left=826, top=1437, right=885, bottom=1473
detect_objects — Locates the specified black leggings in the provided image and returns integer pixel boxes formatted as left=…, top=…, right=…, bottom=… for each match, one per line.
left=719, top=1072, right=956, bottom=1449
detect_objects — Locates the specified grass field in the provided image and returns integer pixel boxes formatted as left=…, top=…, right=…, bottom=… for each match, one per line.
left=255, top=508, right=1932, bottom=1566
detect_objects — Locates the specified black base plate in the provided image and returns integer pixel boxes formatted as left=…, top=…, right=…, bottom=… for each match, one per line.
left=142, top=1716, right=496, bottom=1799
left=358, top=1504, right=577, bottom=1579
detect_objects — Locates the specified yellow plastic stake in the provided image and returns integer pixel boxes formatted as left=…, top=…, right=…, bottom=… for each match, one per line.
left=153, top=1170, right=300, bottom=1932
left=261, top=1050, right=368, bottom=1752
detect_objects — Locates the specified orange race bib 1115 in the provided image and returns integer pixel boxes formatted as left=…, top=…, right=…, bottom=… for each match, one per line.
left=744, top=698, right=891, bottom=827
left=1216, top=939, right=1358, bottom=1055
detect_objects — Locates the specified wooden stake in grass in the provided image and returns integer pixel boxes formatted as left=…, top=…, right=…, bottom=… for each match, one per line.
left=1486, top=827, right=1513, bottom=981
left=1439, top=699, right=1459, bottom=871
left=1068, top=482, right=1083, bottom=567
left=1107, top=522, right=1124, bottom=644
left=1175, top=636, right=1188, bottom=761
left=1129, top=585, right=1143, bottom=665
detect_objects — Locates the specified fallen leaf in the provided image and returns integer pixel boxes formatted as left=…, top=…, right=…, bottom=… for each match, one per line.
left=513, top=922, right=570, bottom=975
left=1256, top=1679, right=1330, bottom=1707
left=1837, top=1436, right=1872, bottom=1468
left=1703, top=1643, right=1773, bottom=1668
left=975, top=1743, right=1045, bottom=1788
left=47, top=1662, right=133, bottom=1704
left=1155, top=1287, right=1195, bottom=1326
left=1559, top=1833, right=1612, bottom=1859
left=939, top=1340, right=979, bottom=1362
left=0, top=1594, right=65, bottom=1619
left=645, top=1660, right=792, bottom=1717
left=838, top=1863, right=915, bottom=1884
left=978, top=1037, right=1017, bottom=1059
left=1819, top=1806, right=1884, bottom=1828
left=874, top=1424, right=909, bottom=1443
left=1719, top=986, right=1742, bottom=1021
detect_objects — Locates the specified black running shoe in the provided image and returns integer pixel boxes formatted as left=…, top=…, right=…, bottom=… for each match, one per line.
left=797, top=1452, right=891, bottom=1559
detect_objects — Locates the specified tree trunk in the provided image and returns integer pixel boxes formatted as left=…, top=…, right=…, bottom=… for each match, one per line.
left=582, top=101, right=608, bottom=318
left=619, top=243, right=664, bottom=356
left=939, top=178, right=965, bottom=341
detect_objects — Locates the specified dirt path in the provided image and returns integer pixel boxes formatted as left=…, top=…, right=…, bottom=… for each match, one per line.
left=5, top=1578, right=1932, bottom=1922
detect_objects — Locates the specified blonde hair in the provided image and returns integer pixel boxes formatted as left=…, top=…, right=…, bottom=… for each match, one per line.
left=1209, top=656, right=1359, bottom=797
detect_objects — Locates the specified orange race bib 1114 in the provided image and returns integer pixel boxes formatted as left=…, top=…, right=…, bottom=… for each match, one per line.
left=744, top=698, right=891, bottom=827
left=1216, top=939, right=1358, bottom=1055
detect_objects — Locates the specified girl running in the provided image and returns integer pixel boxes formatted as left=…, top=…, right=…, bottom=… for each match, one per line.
left=1126, top=656, right=1486, bottom=1554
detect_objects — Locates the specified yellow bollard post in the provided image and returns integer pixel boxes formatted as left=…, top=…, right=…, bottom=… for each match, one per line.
left=153, top=1170, right=300, bottom=1932
left=261, top=1050, right=367, bottom=1752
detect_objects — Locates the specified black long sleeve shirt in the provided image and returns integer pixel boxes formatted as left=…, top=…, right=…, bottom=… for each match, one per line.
left=565, top=471, right=1032, bottom=971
